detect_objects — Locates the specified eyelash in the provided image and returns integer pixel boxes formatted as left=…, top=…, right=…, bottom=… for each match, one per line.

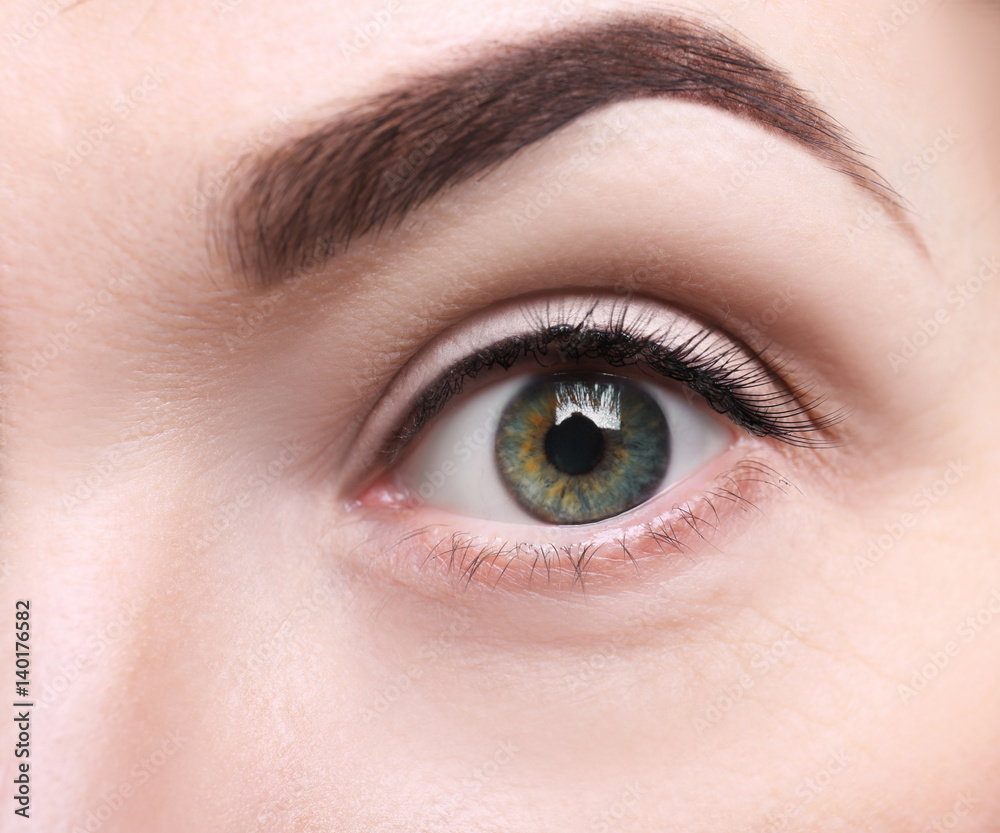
left=360, top=297, right=836, bottom=592
left=387, top=300, right=842, bottom=457
left=374, top=458, right=796, bottom=591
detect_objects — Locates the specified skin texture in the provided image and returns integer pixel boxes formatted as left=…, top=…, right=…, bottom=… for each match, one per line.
left=1, top=0, right=999, bottom=831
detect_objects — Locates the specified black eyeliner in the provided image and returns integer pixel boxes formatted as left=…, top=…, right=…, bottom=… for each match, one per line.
left=386, top=303, right=842, bottom=457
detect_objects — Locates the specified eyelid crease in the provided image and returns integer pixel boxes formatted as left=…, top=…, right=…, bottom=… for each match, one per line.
left=383, top=299, right=844, bottom=461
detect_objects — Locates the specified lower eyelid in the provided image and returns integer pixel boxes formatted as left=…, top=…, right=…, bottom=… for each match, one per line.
left=352, top=451, right=796, bottom=595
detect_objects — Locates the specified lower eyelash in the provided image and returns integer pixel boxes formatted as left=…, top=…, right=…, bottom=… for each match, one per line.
left=367, top=459, right=795, bottom=594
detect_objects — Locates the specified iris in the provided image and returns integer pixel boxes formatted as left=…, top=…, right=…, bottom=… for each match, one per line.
left=494, top=374, right=670, bottom=524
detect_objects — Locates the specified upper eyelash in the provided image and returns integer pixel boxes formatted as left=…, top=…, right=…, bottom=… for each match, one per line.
left=386, top=300, right=843, bottom=455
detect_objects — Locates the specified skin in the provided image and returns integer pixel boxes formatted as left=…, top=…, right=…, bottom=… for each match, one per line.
left=2, top=0, right=999, bottom=830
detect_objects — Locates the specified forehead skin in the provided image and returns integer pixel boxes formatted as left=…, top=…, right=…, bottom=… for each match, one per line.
left=1, top=1, right=999, bottom=831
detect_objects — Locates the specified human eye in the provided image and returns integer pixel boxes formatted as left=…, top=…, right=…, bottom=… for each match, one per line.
left=399, top=368, right=728, bottom=526
left=349, top=293, right=839, bottom=592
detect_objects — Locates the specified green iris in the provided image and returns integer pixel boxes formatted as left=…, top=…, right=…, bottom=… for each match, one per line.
left=494, top=375, right=670, bottom=524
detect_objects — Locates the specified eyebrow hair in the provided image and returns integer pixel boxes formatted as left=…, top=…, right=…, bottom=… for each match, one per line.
left=220, top=13, right=907, bottom=288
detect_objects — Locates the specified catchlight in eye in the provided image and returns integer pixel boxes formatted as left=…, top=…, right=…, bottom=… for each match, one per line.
left=495, top=374, right=670, bottom=524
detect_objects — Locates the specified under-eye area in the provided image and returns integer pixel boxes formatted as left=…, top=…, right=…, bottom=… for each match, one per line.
left=357, top=457, right=798, bottom=593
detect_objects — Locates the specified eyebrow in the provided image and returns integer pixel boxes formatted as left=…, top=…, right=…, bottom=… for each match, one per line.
left=220, top=13, right=908, bottom=288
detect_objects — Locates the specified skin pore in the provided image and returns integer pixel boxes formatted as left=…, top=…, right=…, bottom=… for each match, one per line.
left=1, top=0, right=999, bottom=830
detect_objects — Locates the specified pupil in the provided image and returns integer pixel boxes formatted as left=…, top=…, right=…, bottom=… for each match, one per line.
left=544, top=412, right=605, bottom=475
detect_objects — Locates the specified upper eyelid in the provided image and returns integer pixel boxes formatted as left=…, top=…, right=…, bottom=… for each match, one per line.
left=388, top=327, right=827, bottom=454
left=374, top=295, right=842, bottom=465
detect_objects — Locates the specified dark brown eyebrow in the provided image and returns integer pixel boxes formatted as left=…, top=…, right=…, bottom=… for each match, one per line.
left=220, top=13, right=907, bottom=288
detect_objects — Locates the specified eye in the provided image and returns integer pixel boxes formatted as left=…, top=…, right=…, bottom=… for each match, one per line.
left=393, top=370, right=730, bottom=525
left=358, top=294, right=834, bottom=506
left=351, top=293, right=836, bottom=590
